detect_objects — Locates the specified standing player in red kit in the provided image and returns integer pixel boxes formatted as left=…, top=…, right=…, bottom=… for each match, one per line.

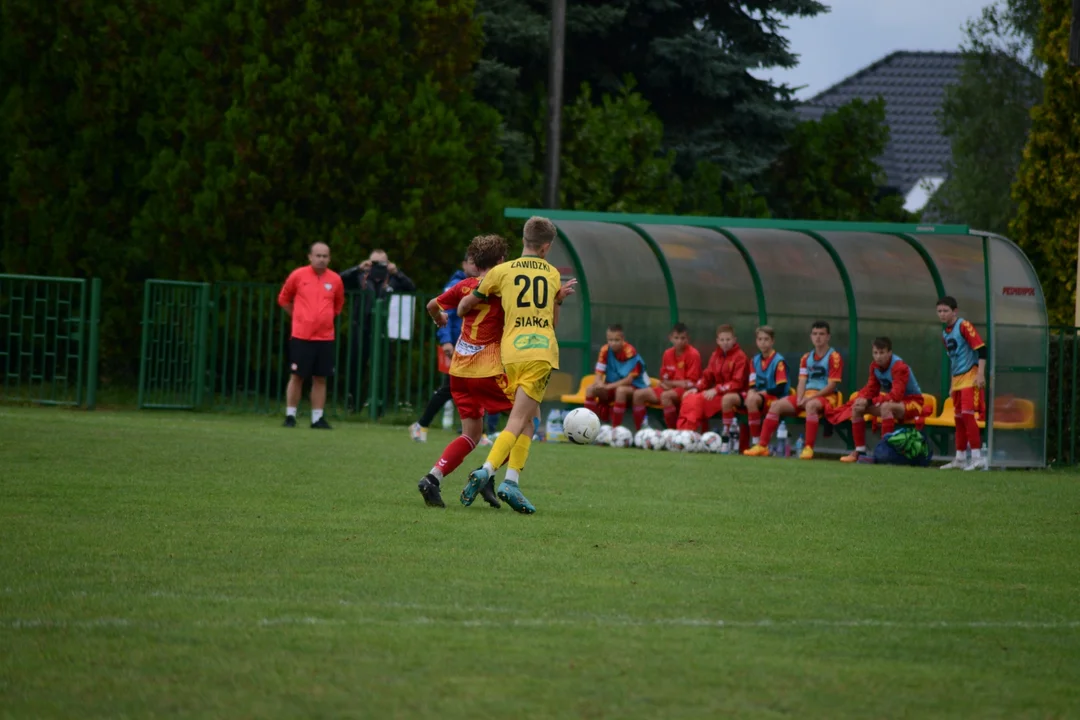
left=632, top=322, right=702, bottom=430
left=835, top=337, right=925, bottom=462
left=278, top=241, right=345, bottom=429
left=936, top=296, right=988, bottom=470
left=676, top=324, right=750, bottom=437
left=416, top=235, right=512, bottom=508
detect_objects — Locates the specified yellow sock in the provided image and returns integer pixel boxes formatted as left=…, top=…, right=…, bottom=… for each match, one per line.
left=509, top=433, right=533, bottom=472
left=485, top=430, right=517, bottom=470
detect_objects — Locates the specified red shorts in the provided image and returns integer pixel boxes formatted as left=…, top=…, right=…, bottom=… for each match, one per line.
left=650, top=385, right=687, bottom=403
left=449, top=374, right=513, bottom=419
left=741, top=390, right=779, bottom=412
left=951, top=386, right=986, bottom=421
left=875, top=393, right=925, bottom=421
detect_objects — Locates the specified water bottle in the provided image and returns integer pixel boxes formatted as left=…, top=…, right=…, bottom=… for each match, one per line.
left=776, top=421, right=789, bottom=458
left=441, top=400, right=453, bottom=429
left=720, top=426, right=731, bottom=454
left=794, top=434, right=804, bottom=458
left=728, top=417, right=740, bottom=454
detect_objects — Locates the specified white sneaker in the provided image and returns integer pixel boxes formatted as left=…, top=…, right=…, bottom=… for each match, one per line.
left=964, top=456, right=989, bottom=471
left=409, top=423, right=426, bottom=442
left=939, top=458, right=967, bottom=470
left=478, top=434, right=494, bottom=447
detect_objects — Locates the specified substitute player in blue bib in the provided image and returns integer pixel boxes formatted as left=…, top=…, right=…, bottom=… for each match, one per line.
left=584, top=324, right=650, bottom=430
left=741, top=326, right=788, bottom=450
left=936, top=296, right=988, bottom=470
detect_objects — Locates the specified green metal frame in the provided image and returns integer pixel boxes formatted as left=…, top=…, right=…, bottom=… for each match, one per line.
left=982, top=235, right=995, bottom=460
left=504, top=207, right=970, bottom=235
left=710, top=227, right=769, bottom=326
left=553, top=226, right=593, bottom=377
left=624, top=223, right=679, bottom=326
left=799, top=230, right=859, bottom=395
left=86, top=278, right=102, bottom=410
left=892, top=233, right=951, bottom=402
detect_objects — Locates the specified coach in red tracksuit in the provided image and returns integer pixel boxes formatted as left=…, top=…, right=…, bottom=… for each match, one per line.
left=676, top=324, right=751, bottom=433
left=278, top=242, right=345, bottom=429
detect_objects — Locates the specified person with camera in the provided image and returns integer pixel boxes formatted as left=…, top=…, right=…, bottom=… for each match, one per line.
left=339, top=250, right=416, bottom=411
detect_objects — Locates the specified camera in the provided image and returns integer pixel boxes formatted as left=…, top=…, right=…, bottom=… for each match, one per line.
left=368, top=261, right=389, bottom=285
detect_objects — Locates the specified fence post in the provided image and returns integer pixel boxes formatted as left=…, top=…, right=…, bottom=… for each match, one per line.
left=369, top=298, right=386, bottom=421
left=193, top=284, right=210, bottom=408
left=86, top=278, right=102, bottom=410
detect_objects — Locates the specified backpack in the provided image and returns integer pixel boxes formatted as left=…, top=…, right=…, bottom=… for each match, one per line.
left=872, top=427, right=933, bottom=467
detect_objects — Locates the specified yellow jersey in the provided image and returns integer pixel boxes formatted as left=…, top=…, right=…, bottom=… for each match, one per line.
left=475, top=255, right=562, bottom=368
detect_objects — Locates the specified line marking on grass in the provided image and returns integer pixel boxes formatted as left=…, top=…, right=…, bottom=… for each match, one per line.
left=4, top=616, right=1079, bottom=631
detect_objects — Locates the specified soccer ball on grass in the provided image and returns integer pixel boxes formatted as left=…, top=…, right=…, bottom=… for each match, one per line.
left=563, top=408, right=601, bottom=445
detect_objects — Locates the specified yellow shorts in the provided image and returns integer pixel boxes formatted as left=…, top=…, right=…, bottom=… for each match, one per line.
left=950, top=366, right=979, bottom=391
left=503, top=361, right=552, bottom=403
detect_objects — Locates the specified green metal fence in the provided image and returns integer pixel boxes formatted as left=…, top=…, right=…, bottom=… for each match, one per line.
left=138, top=280, right=443, bottom=420
left=1049, top=326, right=1079, bottom=466
left=0, top=274, right=101, bottom=408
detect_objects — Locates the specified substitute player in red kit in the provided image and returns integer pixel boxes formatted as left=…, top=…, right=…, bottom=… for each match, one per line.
left=936, top=296, right=988, bottom=470
left=632, top=322, right=702, bottom=430
left=676, top=324, right=750, bottom=435
left=416, top=235, right=512, bottom=508
left=278, top=241, right=345, bottom=429
left=835, top=337, right=925, bottom=462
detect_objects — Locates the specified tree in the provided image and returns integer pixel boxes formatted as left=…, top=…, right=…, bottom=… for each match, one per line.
left=928, top=0, right=1042, bottom=234
left=1010, top=0, right=1080, bottom=325
left=556, top=81, right=681, bottom=213
left=474, top=0, right=827, bottom=185
left=1, top=0, right=503, bottom=371
left=763, top=98, right=913, bottom=222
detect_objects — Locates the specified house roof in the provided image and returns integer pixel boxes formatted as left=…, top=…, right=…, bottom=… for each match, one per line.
left=797, top=51, right=964, bottom=197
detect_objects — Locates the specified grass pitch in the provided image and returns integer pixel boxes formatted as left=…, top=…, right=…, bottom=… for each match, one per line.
left=1, top=407, right=1079, bottom=718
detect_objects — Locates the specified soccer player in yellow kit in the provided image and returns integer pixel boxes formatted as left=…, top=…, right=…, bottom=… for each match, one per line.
left=457, top=216, right=576, bottom=514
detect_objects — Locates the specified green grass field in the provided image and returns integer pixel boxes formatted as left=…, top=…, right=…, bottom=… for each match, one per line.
left=2, top=407, right=1079, bottom=718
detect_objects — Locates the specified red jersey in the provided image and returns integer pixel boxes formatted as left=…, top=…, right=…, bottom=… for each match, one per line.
left=660, top=346, right=703, bottom=386
left=696, top=343, right=750, bottom=394
left=436, top=277, right=504, bottom=378
left=859, top=358, right=916, bottom=403
left=278, top=265, right=344, bottom=341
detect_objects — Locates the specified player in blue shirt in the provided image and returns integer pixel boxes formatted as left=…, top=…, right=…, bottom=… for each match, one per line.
left=584, top=324, right=650, bottom=430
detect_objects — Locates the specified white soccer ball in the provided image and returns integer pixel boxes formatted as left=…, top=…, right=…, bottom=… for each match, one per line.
left=644, top=429, right=667, bottom=450
left=684, top=431, right=703, bottom=453
left=659, top=429, right=678, bottom=450
left=630, top=427, right=648, bottom=451
left=595, top=424, right=614, bottom=446
left=564, top=408, right=601, bottom=445
left=668, top=430, right=694, bottom=452
left=700, top=431, right=724, bottom=453
left=609, top=426, right=634, bottom=448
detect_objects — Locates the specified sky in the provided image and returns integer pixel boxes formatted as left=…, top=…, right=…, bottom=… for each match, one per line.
left=756, top=0, right=993, bottom=100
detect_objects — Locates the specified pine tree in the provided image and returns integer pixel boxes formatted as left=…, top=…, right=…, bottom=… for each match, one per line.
left=1010, top=0, right=1080, bottom=324
left=474, top=0, right=826, bottom=184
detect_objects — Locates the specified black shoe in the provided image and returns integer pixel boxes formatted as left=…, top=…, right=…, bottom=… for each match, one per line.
left=311, top=417, right=332, bottom=429
left=418, top=474, right=445, bottom=508
left=479, top=477, right=502, bottom=509
left=283, top=415, right=297, bottom=428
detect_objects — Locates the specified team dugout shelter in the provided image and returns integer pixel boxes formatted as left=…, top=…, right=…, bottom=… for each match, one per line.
left=506, top=208, right=1051, bottom=468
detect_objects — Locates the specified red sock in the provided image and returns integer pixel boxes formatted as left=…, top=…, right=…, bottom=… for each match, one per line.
left=806, top=413, right=820, bottom=448
left=698, top=418, right=709, bottom=434
left=612, top=402, right=627, bottom=428
left=759, top=414, right=779, bottom=446
left=584, top=397, right=599, bottom=415
left=721, top=411, right=734, bottom=431
left=852, top=418, right=866, bottom=448
left=739, top=423, right=750, bottom=450
left=663, top=405, right=678, bottom=429
left=748, top=411, right=762, bottom=441
left=882, top=417, right=896, bottom=436
left=435, top=435, right=477, bottom=477
left=632, top=405, right=647, bottom=430
left=954, top=418, right=969, bottom=453
left=963, top=412, right=981, bottom=450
